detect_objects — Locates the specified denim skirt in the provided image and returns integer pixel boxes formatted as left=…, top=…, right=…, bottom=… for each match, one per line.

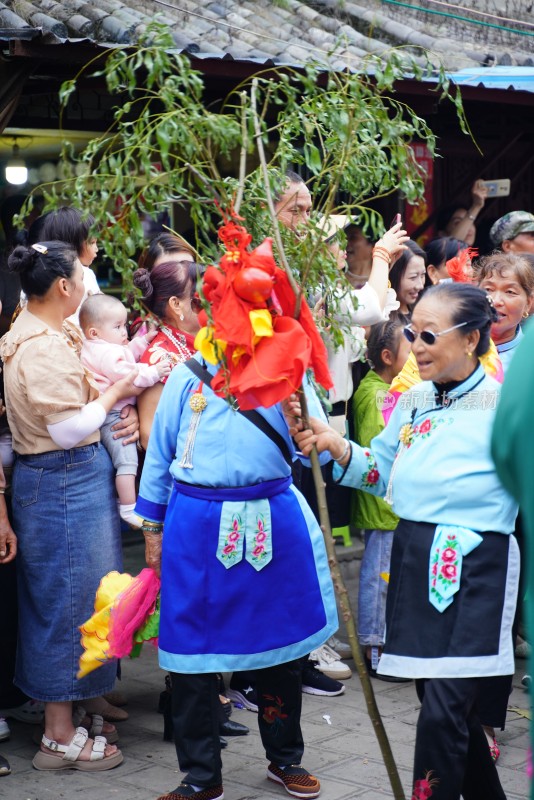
left=12, top=443, right=122, bottom=702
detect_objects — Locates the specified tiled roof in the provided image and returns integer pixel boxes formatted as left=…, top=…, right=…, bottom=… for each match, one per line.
left=0, top=0, right=533, bottom=71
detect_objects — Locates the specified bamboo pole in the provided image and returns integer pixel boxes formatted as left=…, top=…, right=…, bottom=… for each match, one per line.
left=233, top=92, right=248, bottom=216
left=250, top=77, right=406, bottom=800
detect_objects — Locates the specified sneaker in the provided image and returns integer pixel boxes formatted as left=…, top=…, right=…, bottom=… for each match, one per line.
left=309, top=646, right=352, bottom=680
left=267, top=763, right=320, bottom=799
left=521, top=674, right=531, bottom=689
left=0, top=699, right=44, bottom=724
left=326, top=635, right=352, bottom=660
left=157, top=784, right=224, bottom=800
left=226, top=680, right=258, bottom=712
left=301, top=665, right=345, bottom=697
left=0, top=718, right=10, bottom=742
left=0, top=753, right=10, bottom=776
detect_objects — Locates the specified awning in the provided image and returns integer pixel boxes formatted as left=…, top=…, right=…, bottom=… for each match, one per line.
left=447, top=67, right=534, bottom=94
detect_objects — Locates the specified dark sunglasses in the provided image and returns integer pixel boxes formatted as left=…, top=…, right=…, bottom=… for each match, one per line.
left=403, top=321, right=469, bottom=346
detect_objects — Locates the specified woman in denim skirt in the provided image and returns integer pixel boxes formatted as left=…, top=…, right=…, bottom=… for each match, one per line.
left=0, top=241, right=141, bottom=772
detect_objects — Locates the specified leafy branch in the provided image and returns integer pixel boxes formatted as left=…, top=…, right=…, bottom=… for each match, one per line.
left=20, top=22, right=471, bottom=329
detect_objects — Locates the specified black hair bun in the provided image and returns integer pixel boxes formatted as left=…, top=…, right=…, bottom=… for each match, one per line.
left=132, top=267, right=154, bottom=299
left=7, top=245, right=35, bottom=275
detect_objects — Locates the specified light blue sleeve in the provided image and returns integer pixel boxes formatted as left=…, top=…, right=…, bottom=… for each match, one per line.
left=332, top=393, right=408, bottom=495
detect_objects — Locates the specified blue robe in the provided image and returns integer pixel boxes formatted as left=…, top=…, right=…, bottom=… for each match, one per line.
left=136, top=359, right=338, bottom=673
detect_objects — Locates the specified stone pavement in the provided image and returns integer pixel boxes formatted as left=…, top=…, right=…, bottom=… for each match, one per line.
left=0, top=539, right=530, bottom=800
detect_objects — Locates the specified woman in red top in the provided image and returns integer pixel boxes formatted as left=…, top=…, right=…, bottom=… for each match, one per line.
left=133, top=237, right=201, bottom=449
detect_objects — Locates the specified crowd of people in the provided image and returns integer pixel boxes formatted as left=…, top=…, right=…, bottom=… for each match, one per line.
left=0, top=174, right=532, bottom=800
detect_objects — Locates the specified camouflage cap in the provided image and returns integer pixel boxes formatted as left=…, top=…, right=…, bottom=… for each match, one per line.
left=490, top=211, right=534, bottom=246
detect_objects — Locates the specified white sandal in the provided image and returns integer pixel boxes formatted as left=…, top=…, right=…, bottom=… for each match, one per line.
left=32, top=726, right=123, bottom=771
left=73, top=706, right=119, bottom=744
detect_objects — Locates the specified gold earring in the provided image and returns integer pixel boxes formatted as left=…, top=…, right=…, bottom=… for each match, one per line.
left=467, top=351, right=473, bottom=357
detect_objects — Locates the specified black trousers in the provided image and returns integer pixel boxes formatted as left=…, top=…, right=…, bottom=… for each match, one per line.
left=170, top=659, right=304, bottom=787
left=414, top=678, right=506, bottom=800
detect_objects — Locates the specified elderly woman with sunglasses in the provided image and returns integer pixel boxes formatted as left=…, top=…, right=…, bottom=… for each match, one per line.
left=290, top=282, right=518, bottom=800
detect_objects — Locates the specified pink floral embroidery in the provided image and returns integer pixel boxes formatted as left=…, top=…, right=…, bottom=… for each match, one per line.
left=430, top=534, right=458, bottom=601
left=250, top=514, right=270, bottom=565
left=412, top=778, right=434, bottom=799
left=410, top=416, right=452, bottom=443
left=367, top=469, right=379, bottom=484
left=221, top=515, right=242, bottom=563
left=361, top=450, right=381, bottom=489
left=412, top=771, right=437, bottom=799
left=440, top=563, right=457, bottom=580
left=419, top=419, right=432, bottom=434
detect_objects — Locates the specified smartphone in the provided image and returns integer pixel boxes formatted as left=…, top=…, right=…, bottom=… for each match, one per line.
left=390, top=213, right=401, bottom=227
left=482, top=179, right=511, bottom=198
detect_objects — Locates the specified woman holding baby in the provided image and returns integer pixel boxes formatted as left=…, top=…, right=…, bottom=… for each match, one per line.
left=0, top=241, right=141, bottom=772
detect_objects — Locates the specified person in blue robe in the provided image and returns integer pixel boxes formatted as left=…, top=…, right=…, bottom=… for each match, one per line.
left=136, top=361, right=337, bottom=800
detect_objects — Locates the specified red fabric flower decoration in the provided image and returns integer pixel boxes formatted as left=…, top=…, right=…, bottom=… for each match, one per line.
left=446, top=247, right=478, bottom=283
left=199, top=219, right=332, bottom=409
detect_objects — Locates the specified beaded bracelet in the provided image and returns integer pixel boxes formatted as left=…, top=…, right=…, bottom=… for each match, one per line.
left=141, top=521, right=163, bottom=534
left=333, top=439, right=351, bottom=464
left=372, top=246, right=391, bottom=265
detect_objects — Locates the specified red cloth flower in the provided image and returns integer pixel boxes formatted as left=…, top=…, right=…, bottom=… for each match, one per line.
left=200, top=220, right=332, bottom=408
left=446, top=247, right=478, bottom=283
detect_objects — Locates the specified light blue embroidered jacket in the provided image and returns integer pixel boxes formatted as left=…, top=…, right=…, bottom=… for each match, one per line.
left=137, top=357, right=329, bottom=522
left=497, top=326, right=523, bottom=375
left=334, top=364, right=517, bottom=534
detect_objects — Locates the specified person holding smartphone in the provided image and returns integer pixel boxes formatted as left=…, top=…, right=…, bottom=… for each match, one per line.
left=438, top=179, right=489, bottom=247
